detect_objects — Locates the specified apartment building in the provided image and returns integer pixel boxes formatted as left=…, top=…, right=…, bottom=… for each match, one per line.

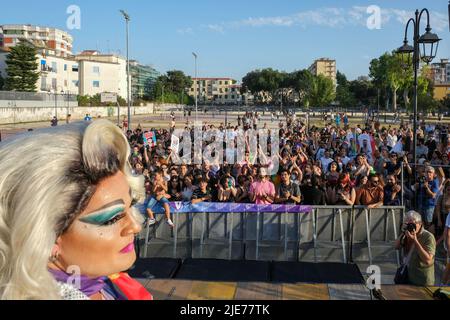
left=75, top=50, right=128, bottom=97
left=308, top=58, right=337, bottom=88
left=0, top=24, right=73, bottom=57
left=0, top=25, right=158, bottom=100
left=430, top=59, right=450, bottom=84
left=429, top=58, right=450, bottom=100
left=130, top=60, right=160, bottom=100
left=189, top=77, right=245, bottom=105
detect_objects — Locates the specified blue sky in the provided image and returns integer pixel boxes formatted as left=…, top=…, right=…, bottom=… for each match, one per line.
left=1, top=0, right=449, bottom=81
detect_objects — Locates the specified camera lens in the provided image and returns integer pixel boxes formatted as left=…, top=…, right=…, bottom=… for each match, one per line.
left=406, top=223, right=416, bottom=233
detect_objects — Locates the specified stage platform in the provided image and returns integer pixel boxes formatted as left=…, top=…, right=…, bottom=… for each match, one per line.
left=128, top=258, right=448, bottom=300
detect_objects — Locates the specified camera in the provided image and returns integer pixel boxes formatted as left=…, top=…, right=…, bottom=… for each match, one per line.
left=419, top=176, right=426, bottom=183
left=406, top=223, right=416, bottom=233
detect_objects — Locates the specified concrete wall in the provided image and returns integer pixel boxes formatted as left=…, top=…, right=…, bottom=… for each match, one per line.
left=0, top=103, right=183, bottom=124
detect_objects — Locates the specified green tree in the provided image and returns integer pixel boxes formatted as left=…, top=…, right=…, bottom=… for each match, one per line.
left=151, top=70, right=192, bottom=104
left=0, top=71, right=4, bottom=90
left=336, top=71, right=356, bottom=108
left=369, top=53, right=391, bottom=110
left=308, top=75, right=336, bottom=108
left=289, top=69, right=314, bottom=107
left=77, top=95, right=91, bottom=106
left=4, top=41, right=39, bottom=92
left=242, top=68, right=284, bottom=105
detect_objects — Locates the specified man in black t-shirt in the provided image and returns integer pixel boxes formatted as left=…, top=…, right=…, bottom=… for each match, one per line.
left=192, top=179, right=212, bottom=204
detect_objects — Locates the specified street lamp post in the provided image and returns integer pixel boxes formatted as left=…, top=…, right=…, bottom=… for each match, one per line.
left=192, top=52, right=198, bottom=125
left=54, top=90, right=58, bottom=119
left=120, top=10, right=132, bottom=131
left=397, top=8, right=441, bottom=172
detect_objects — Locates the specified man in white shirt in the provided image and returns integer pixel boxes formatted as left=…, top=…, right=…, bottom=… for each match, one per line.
left=320, top=150, right=334, bottom=173
left=387, top=129, right=398, bottom=149
left=339, top=148, right=352, bottom=166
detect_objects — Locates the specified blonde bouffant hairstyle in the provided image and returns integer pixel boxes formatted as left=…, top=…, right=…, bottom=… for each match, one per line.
left=0, top=120, right=144, bottom=300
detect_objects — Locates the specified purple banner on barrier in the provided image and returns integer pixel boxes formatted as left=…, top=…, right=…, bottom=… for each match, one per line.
left=137, top=201, right=313, bottom=215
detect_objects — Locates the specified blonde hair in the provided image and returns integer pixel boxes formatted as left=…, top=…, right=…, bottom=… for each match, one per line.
left=0, top=120, right=144, bottom=300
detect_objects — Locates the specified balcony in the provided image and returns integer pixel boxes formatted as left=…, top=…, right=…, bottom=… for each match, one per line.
left=40, top=65, right=55, bottom=73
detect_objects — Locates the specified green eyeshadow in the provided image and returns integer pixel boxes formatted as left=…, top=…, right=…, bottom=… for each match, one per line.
left=79, top=207, right=125, bottom=226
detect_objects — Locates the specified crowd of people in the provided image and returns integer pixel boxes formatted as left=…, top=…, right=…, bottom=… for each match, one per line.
left=125, top=110, right=449, bottom=286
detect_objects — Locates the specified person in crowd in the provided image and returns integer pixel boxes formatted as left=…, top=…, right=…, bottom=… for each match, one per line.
left=51, top=116, right=58, bottom=127
left=181, top=175, right=196, bottom=202
left=356, top=174, right=384, bottom=208
left=0, top=120, right=152, bottom=300
left=276, top=169, right=301, bottom=204
left=192, top=178, right=213, bottom=204
left=327, top=173, right=356, bottom=206
left=168, top=175, right=182, bottom=202
left=249, top=167, right=276, bottom=204
left=145, top=170, right=174, bottom=228
left=395, top=211, right=436, bottom=286
left=217, top=176, right=237, bottom=202
left=301, top=174, right=327, bottom=205
left=415, top=166, right=440, bottom=230
left=443, top=211, right=450, bottom=285
left=383, top=174, right=402, bottom=206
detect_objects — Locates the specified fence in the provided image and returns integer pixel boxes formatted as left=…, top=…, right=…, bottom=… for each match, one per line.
left=139, top=205, right=404, bottom=266
left=0, top=90, right=77, bottom=102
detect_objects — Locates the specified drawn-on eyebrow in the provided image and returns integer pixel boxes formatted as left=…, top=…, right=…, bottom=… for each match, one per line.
left=85, top=199, right=125, bottom=215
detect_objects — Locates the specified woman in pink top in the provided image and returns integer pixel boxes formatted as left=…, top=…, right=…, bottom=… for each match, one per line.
left=249, top=167, right=276, bottom=204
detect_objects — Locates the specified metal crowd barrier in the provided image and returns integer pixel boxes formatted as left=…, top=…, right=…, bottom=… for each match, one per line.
left=140, top=205, right=404, bottom=266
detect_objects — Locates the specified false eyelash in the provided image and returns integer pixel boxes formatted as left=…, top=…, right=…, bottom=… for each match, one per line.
left=102, top=213, right=126, bottom=226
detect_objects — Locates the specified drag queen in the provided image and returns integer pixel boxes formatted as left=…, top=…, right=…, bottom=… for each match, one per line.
left=0, top=120, right=152, bottom=300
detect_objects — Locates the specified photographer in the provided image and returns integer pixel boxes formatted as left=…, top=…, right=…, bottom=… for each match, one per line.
left=414, top=166, right=440, bottom=230
left=395, top=211, right=436, bottom=286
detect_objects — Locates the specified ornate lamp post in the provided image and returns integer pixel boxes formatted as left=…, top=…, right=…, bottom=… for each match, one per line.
left=396, top=8, right=441, bottom=172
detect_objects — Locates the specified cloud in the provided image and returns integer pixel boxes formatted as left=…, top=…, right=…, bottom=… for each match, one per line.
left=176, top=27, right=194, bottom=35
left=197, top=6, right=448, bottom=33
left=206, top=24, right=225, bottom=34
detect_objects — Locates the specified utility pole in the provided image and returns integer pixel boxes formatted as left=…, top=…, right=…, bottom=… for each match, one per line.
left=120, top=10, right=131, bottom=131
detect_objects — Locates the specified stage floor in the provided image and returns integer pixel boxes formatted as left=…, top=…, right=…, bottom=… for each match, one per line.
left=128, top=258, right=448, bottom=300
left=137, top=279, right=443, bottom=300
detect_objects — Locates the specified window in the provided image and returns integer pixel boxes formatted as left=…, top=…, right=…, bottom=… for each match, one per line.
left=93, top=81, right=100, bottom=88
left=52, top=78, right=57, bottom=90
left=64, top=80, right=68, bottom=87
left=72, top=80, right=79, bottom=87
left=64, top=64, right=67, bottom=71
left=225, top=81, right=229, bottom=85
left=219, top=81, right=222, bottom=85
left=93, top=66, right=100, bottom=74
left=72, top=65, right=79, bottom=72
left=225, top=88, right=229, bottom=92
left=225, top=95, right=228, bottom=99
left=51, top=62, right=57, bottom=73
left=231, top=95, right=235, bottom=100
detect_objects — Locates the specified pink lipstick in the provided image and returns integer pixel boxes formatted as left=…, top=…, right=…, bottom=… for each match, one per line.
left=120, top=242, right=135, bottom=254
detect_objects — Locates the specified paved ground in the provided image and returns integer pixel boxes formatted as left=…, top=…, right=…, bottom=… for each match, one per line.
left=3, top=111, right=448, bottom=142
